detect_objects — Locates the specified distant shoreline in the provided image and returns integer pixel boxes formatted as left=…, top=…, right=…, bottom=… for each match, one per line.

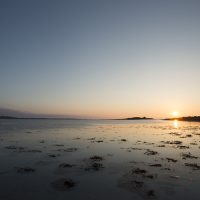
left=0, top=116, right=154, bottom=120
left=164, top=116, right=200, bottom=122
left=115, top=117, right=154, bottom=120
left=1, top=116, right=200, bottom=122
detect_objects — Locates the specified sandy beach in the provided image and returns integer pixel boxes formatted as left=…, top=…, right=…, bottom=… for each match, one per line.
left=0, top=119, right=200, bottom=200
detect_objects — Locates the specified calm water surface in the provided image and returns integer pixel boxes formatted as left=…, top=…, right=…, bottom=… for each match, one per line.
left=0, top=119, right=200, bottom=200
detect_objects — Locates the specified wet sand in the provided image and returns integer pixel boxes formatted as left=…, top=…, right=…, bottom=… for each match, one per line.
left=0, top=119, right=200, bottom=200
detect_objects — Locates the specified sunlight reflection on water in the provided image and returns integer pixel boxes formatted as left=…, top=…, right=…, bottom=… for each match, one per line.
left=173, top=119, right=179, bottom=129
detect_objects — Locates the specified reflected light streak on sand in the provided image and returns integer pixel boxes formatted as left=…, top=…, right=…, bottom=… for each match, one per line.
left=173, top=119, right=179, bottom=129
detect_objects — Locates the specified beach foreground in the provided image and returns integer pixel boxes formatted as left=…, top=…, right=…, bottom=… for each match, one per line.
left=0, top=119, right=200, bottom=200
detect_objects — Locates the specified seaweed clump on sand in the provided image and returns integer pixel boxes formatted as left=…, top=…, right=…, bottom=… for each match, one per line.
left=5, top=145, right=42, bottom=153
left=119, top=167, right=156, bottom=199
left=161, top=141, right=182, bottom=145
left=91, top=163, right=104, bottom=171
left=147, top=189, right=156, bottom=197
left=90, top=155, right=104, bottom=161
left=5, top=145, right=25, bottom=150
left=176, top=145, right=189, bottom=149
left=96, top=140, right=104, bottom=143
left=181, top=153, right=198, bottom=160
left=59, top=163, right=76, bottom=168
left=16, top=167, right=35, bottom=173
left=55, top=144, right=65, bottom=147
left=132, top=168, right=155, bottom=179
left=144, top=149, right=158, bottom=156
left=168, top=132, right=181, bottom=136
left=84, top=155, right=104, bottom=171
left=166, top=158, right=177, bottom=163
left=63, top=179, right=76, bottom=188
left=133, top=180, right=144, bottom=188
left=59, top=147, right=79, bottom=152
left=132, top=168, right=147, bottom=174
left=157, top=145, right=165, bottom=147
left=18, top=149, right=42, bottom=153
left=51, top=178, right=77, bottom=191
left=84, top=162, right=104, bottom=171
left=48, top=154, right=60, bottom=158
left=184, top=163, right=200, bottom=170
left=149, top=164, right=162, bottom=167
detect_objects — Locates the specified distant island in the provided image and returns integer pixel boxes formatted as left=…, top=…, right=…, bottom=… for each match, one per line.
left=0, top=116, right=18, bottom=119
left=165, top=116, right=200, bottom=122
left=0, top=108, right=84, bottom=119
left=116, top=117, right=154, bottom=120
left=0, top=116, right=78, bottom=120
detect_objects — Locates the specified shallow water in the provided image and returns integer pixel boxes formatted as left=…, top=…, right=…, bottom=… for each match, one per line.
left=0, top=119, right=200, bottom=200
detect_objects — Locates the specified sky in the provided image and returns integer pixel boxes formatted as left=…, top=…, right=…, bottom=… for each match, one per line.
left=0, top=0, right=200, bottom=119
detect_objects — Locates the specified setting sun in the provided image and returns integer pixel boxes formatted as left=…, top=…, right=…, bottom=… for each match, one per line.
left=172, top=111, right=179, bottom=117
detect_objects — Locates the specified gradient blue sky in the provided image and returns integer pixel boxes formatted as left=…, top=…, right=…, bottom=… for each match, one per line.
left=1, top=0, right=200, bottom=118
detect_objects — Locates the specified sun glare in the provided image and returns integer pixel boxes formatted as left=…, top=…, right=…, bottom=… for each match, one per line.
left=172, top=111, right=178, bottom=117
